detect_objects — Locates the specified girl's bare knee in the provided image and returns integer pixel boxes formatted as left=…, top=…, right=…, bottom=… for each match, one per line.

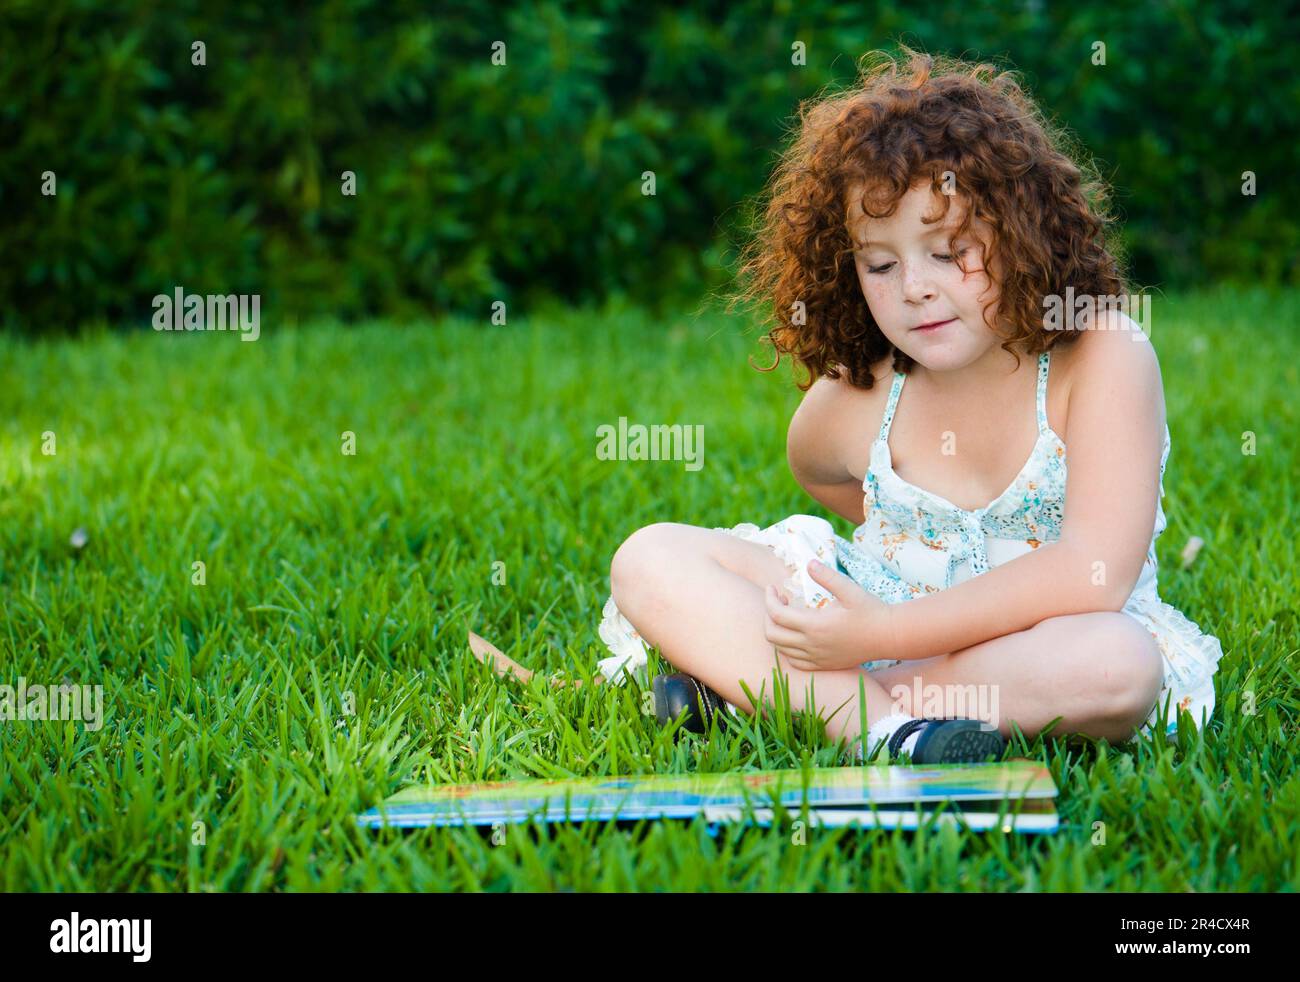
left=611, top=522, right=790, bottom=615
left=609, top=522, right=686, bottom=608
left=1030, top=612, right=1163, bottom=739
left=1092, top=614, right=1164, bottom=726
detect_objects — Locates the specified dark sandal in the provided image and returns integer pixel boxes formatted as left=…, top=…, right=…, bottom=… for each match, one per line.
left=886, top=717, right=1006, bottom=764
left=653, top=673, right=732, bottom=735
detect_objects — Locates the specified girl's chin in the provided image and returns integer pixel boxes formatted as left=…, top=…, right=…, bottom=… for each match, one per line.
left=905, top=345, right=984, bottom=374
left=901, top=336, right=957, bottom=360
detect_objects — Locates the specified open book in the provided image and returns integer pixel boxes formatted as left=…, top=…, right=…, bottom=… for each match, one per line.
left=357, top=759, right=1058, bottom=834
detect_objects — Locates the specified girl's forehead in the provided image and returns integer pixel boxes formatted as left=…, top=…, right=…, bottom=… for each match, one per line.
left=846, top=185, right=983, bottom=246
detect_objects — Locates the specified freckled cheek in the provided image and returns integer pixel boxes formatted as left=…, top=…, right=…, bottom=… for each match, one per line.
left=859, top=274, right=892, bottom=305
left=860, top=281, right=897, bottom=322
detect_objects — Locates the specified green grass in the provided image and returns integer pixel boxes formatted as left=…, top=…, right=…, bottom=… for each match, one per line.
left=1, top=285, right=1297, bottom=891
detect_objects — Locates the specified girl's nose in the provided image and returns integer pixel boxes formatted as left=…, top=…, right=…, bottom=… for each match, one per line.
left=901, top=263, right=937, bottom=304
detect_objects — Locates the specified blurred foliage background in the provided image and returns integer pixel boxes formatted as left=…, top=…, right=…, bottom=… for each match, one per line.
left=2, top=0, right=1296, bottom=334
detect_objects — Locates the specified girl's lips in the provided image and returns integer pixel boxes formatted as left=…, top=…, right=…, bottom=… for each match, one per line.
left=913, top=318, right=955, bottom=331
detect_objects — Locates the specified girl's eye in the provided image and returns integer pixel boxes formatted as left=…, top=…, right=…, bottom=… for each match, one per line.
left=936, top=248, right=972, bottom=262
left=865, top=248, right=968, bottom=275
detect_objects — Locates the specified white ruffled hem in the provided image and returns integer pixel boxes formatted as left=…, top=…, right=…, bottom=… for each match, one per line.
left=595, top=595, right=653, bottom=686
left=1122, top=590, right=1225, bottom=739
left=1123, top=591, right=1224, bottom=690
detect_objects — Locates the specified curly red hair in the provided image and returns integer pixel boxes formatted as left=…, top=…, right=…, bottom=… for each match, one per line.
left=727, top=45, right=1129, bottom=391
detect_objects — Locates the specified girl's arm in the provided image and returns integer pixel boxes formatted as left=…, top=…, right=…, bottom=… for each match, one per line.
left=881, top=316, right=1167, bottom=662
left=796, top=477, right=867, bottom=526
left=786, top=375, right=868, bottom=524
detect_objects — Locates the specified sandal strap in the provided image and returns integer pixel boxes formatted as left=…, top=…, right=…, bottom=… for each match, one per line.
left=887, top=717, right=932, bottom=757
left=689, top=677, right=715, bottom=726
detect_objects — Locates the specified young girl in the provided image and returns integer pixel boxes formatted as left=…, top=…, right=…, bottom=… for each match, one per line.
left=593, top=48, right=1224, bottom=763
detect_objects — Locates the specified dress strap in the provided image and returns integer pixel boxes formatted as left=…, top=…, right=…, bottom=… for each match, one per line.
left=1035, top=350, right=1051, bottom=434
left=877, top=371, right=906, bottom=443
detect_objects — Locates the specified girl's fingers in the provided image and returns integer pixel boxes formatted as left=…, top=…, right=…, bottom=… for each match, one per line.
left=764, top=585, right=807, bottom=629
left=775, top=650, right=815, bottom=672
left=763, top=619, right=807, bottom=651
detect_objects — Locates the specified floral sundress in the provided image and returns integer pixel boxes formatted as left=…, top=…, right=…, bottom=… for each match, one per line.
left=596, top=350, right=1224, bottom=742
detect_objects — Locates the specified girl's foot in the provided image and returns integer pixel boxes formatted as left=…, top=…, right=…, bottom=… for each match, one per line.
left=467, top=629, right=605, bottom=688
left=653, top=673, right=735, bottom=734
left=876, top=715, right=1007, bottom=765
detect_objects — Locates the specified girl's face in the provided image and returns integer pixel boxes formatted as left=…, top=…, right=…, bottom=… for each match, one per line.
left=847, top=182, right=1005, bottom=374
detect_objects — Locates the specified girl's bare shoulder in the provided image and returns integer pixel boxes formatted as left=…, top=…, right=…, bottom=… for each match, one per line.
left=788, top=356, right=896, bottom=485
left=1052, top=311, right=1164, bottom=411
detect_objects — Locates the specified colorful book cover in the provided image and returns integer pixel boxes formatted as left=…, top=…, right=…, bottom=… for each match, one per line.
left=358, top=759, right=1058, bottom=834
left=700, top=797, right=1059, bottom=833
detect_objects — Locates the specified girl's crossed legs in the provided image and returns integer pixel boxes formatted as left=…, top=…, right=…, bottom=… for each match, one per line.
left=608, top=522, right=1165, bottom=748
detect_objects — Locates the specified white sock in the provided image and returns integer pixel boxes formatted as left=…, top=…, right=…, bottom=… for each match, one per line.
left=861, top=712, right=923, bottom=761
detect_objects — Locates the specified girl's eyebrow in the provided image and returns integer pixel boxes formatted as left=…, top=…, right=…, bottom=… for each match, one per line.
left=858, top=225, right=967, bottom=248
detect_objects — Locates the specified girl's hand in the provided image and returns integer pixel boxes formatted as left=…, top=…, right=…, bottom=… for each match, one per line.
left=763, top=560, right=894, bottom=672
